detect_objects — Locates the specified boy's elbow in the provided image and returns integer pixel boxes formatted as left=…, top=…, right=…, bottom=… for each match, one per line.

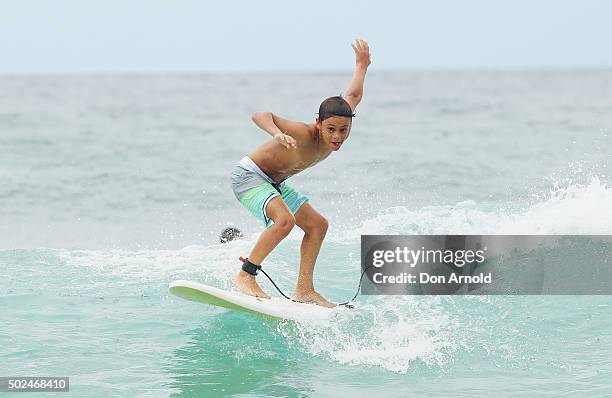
left=345, top=92, right=362, bottom=104
left=251, top=111, right=272, bottom=122
left=345, top=94, right=362, bottom=110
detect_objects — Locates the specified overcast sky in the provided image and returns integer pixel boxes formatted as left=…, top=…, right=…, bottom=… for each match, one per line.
left=1, top=0, right=610, bottom=73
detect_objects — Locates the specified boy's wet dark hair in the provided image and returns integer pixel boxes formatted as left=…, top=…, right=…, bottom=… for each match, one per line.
left=317, top=96, right=355, bottom=122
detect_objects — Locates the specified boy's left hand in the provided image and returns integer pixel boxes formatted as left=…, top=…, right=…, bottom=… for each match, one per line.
left=351, top=39, right=371, bottom=68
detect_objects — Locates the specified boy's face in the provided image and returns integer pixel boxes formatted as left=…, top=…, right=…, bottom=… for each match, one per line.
left=317, top=115, right=352, bottom=151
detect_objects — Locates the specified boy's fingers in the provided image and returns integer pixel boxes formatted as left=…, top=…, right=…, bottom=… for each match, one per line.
left=281, top=135, right=296, bottom=148
left=359, top=39, right=369, bottom=51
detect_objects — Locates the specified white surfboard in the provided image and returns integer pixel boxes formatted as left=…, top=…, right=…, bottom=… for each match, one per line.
left=169, top=280, right=335, bottom=321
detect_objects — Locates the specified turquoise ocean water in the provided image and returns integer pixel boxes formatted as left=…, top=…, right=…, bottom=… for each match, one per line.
left=1, top=70, right=611, bottom=397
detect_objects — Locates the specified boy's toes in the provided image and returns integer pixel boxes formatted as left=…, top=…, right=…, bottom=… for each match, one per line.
left=292, top=291, right=336, bottom=308
left=254, top=289, right=271, bottom=299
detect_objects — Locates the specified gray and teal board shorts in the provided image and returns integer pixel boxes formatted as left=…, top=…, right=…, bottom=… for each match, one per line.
left=230, top=155, right=308, bottom=227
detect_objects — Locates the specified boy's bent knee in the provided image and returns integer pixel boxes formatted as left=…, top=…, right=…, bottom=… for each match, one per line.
left=315, top=216, right=329, bottom=237
left=303, top=215, right=328, bottom=237
left=319, top=217, right=329, bottom=234
left=274, top=214, right=295, bottom=235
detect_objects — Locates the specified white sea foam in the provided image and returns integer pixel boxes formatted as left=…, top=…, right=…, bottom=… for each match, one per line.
left=332, top=177, right=612, bottom=239
left=496, top=177, right=611, bottom=234
left=55, top=238, right=256, bottom=290
left=276, top=296, right=465, bottom=373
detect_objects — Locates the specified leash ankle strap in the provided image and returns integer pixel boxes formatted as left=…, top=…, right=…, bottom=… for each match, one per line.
left=239, top=256, right=261, bottom=276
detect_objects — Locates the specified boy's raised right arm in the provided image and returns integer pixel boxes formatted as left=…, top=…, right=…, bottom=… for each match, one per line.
left=344, top=39, right=371, bottom=112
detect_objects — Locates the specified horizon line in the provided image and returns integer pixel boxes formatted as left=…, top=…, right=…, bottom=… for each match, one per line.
left=1, top=64, right=611, bottom=77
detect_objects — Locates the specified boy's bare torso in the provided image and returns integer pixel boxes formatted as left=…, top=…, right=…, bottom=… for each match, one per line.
left=249, top=123, right=331, bottom=183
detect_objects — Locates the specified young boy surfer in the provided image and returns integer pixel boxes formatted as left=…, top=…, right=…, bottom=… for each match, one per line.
left=230, top=39, right=371, bottom=308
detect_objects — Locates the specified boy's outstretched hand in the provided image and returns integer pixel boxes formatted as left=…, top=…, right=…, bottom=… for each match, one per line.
left=351, top=39, right=371, bottom=68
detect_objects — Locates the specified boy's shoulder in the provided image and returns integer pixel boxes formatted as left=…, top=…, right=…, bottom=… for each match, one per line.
left=305, top=122, right=319, bottom=141
left=300, top=123, right=324, bottom=150
left=288, top=121, right=319, bottom=146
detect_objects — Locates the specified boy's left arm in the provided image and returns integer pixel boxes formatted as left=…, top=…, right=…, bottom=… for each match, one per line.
left=344, top=38, right=372, bottom=112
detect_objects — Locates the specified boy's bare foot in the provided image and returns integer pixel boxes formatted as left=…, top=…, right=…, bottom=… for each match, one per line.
left=292, top=289, right=336, bottom=308
left=234, top=270, right=270, bottom=299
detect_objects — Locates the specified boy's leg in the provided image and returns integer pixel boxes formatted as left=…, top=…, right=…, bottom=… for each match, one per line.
left=234, top=196, right=295, bottom=299
left=292, top=203, right=336, bottom=308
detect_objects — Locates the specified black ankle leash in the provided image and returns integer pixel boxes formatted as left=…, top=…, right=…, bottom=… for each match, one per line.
left=239, top=257, right=374, bottom=308
left=240, top=256, right=295, bottom=301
